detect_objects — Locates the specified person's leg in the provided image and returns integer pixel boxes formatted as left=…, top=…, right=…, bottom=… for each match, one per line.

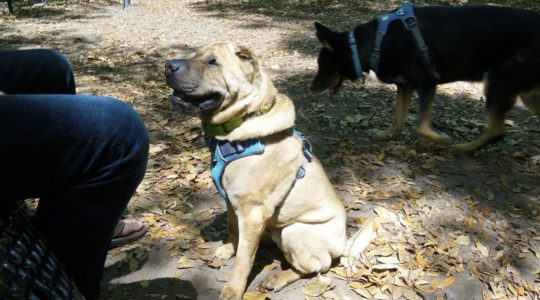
left=0, top=94, right=149, bottom=300
left=0, top=49, right=76, bottom=94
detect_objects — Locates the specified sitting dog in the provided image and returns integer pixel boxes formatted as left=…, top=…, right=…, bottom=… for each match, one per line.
left=312, top=4, right=540, bottom=152
left=165, top=42, right=372, bottom=300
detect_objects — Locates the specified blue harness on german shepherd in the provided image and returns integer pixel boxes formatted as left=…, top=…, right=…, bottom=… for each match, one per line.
left=209, top=129, right=313, bottom=201
left=348, top=3, right=432, bottom=78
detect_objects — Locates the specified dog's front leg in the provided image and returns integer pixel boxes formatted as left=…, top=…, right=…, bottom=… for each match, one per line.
left=215, top=202, right=239, bottom=260
left=415, top=86, right=452, bottom=145
left=373, top=85, right=414, bottom=140
left=220, top=206, right=268, bottom=300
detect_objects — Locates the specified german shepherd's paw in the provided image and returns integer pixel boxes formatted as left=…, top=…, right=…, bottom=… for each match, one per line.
left=220, top=284, right=243, bottom=300
left=416, top=128, right=452, bottom=145
left=214, top=243, right=235, bottom=260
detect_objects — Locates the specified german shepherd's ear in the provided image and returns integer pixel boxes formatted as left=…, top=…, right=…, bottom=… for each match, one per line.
left=314, top=22, right=341, bottom=52
left=235, top=44, right=260, bottom=84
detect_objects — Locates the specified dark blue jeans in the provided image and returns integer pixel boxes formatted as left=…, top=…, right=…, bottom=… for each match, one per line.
left=0, top=49, right=149, bottom=300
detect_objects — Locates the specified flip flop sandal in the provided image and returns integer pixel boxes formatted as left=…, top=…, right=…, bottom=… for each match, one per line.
left=109, top=220, right=147, bottom=249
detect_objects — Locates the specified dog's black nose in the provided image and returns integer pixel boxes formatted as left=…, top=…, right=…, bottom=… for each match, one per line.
left=166, top=59, right=185, bottom=74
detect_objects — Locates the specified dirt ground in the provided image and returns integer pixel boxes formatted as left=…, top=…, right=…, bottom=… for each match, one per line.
left=1, top=1, right=539, bottom=299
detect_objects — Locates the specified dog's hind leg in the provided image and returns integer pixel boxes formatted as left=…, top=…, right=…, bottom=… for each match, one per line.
left=520, top=87, right=540, bottom=115
left=415, top=86, right=452, bottom=145
left=260, top=220, right=344, bottom=292
left=372, top=85, right=414, bottom=140
left=453, top=69, right=521, bottom=152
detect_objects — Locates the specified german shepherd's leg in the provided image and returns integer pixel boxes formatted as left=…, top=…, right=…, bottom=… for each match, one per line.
left=214, top=202, right=239, bottom=260
left=520, top=87, right=540, bottom=115
left=416, top=86, right=452, bottom=145
left=220, top=206, right=268, bottom=300
left=373, top=84, right=414, bottom=140
left=453, top=77, right=517, bottom=152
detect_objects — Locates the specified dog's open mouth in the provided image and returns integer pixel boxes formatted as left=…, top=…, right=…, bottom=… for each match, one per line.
left=170, top=90, right=223, bottom=114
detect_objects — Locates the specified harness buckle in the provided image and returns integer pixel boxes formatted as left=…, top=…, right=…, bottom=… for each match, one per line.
left=405, top=16, right=417, bottom=28
left=296, top=167, right=307, bottom=179
left=234, top=142, right=245, bottom=153
left=218, top=142, right=236, bottom=157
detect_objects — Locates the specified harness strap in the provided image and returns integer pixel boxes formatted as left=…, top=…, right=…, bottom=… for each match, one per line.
left=370, top=3, right=432, bottom=74
left=293, top=129, right=313, bottom=179
left=209, top=129, right=313, bottom=201
left=347, top=32, right=363, bottom=80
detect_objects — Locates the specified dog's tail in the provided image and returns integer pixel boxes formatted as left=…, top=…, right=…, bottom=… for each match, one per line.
left=340, top=218, right=376, bottom=278
left=344, top=218, right=376, bottom=258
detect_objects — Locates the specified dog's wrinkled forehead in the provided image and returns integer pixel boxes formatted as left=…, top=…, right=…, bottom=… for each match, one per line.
left=191, top=42, right=237, bottom=65
left=191, top=42, right=257, bottom=84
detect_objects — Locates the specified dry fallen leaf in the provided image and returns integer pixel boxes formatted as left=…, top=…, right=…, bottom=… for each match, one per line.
left=475, top=241, right=489, bottom=258
left=431, top=276, right=456, bottom=289
left=176, top=255, right=193, bottom=269
left=351, top=285, right=373, bottom=299
left=456, top=235, right=470, bottom=246
left=303, top=275, right=332, bottom=297
left=243, top=291, right=270, bottom=300
left=377, top=256, right=401, bottom=264
left=416, top=252, right=428, bottom=266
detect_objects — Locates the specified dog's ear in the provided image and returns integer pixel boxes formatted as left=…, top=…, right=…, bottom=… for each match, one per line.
left=235, top=45, right=254, bottom=61
left=235, top=44, right=259, bottom=83
left=314, top=22, right=341, bottom=52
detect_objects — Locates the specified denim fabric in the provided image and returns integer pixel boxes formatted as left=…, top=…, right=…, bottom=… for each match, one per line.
left=0, top=49, right=76, bottom=95
left=0, top=49, right=149, bottom=300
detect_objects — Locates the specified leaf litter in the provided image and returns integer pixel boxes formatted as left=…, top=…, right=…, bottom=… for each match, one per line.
left=2, top=0, right=539, bottom=299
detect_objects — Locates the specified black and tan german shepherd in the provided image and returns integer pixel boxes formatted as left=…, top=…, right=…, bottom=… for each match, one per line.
left=312, top=5, right=540, bottom=152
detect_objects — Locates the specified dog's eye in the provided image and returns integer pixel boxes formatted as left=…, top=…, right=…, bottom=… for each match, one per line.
left=207, top=58, right=218, bottom=66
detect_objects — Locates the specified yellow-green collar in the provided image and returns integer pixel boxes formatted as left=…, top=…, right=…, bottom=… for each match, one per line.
left=203, top=117, right=244, bottom=136
left=203, top=104, right=272, bottom=137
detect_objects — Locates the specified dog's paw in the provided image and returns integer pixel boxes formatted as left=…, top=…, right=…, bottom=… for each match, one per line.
left=433, top=134, right=452, bottom=145
left=214, top=243, right=235, bottom=260
left=450, top=142, right=477, bottom=153
left=219, top=284, right=243, bottom=300
left=416, top=128, right=452, bottom=145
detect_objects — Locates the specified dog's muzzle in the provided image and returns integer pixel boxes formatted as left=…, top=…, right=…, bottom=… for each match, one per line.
left=165, top=59, right=222, bottom=114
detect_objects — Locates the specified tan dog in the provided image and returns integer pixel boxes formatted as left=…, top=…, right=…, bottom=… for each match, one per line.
left=165, top=42, right=373, bottom=300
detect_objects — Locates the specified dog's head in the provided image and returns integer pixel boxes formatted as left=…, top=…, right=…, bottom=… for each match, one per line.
left=311, top=22, right=367, bottom=94
left=165, top=42, right=270, bottom=122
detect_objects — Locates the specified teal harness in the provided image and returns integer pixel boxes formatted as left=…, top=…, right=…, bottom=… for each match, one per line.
left=209, top=129, right=313, bottom=201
